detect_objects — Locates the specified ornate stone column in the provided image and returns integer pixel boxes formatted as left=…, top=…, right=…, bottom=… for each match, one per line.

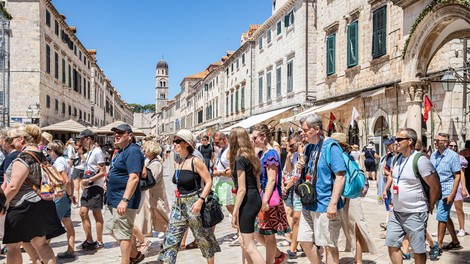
left=400, top=81, right=430, bottom=140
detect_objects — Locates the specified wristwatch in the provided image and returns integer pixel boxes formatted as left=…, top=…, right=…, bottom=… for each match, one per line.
left=121, top=198, right=130, bottom=203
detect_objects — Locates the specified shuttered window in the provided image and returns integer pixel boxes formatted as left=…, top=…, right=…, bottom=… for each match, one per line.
left=326, top=34, right=336, bottom=75
left=258, top=76, right=263, bottom=103
left=372, top=6, right=387, bottom=58
left=347, top=21, right=359, bottom=67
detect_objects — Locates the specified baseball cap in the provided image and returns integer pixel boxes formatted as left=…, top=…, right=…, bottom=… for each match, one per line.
left=76, top=129, right=95, bottom=139
left=111, top=123, right=133, bottom=133
left=384, top=136, right=396, bottom=146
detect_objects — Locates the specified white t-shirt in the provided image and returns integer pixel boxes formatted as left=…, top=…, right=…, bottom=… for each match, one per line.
left=66, top=145, right=75, bottom=159
left=84, top=146, right=105, bottom=188
left=214, top=145, right=231, bottom=183
left=391, top=152, right=435, bottom=213
left=53, top=156, right=72, bottom=180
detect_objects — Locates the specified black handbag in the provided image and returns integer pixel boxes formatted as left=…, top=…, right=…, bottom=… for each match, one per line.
left=294, top=138, right=323, bottom=206
left=140, top=160, right=157, bottom=191
left=0, top=188, right=6, bottom=213
left=201, top=191, right=224, bottom=228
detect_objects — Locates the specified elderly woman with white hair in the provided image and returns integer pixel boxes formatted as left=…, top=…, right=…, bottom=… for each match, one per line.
left=133, top=140, right=170, bottom=252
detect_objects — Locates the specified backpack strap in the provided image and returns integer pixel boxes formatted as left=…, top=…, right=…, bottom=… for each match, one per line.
left=412, top=152, right=425, bottom=179
left=392, top=153, right=401, bottom=167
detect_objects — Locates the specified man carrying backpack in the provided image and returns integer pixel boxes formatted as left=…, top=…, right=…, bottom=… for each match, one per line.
left=384, top=128, right=441, bottom=264
left=296, top=114, right=346, bottom=264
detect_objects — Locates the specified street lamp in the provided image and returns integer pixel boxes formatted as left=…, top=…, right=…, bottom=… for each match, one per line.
left=26, top=105, right=33, bottom=118
left=440, top=69, right=457, bottom=92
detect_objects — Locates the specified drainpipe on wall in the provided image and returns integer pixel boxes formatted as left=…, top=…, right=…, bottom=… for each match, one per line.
left=305, top=0, right=309, bottom=104
left=250, top=42, right=254, bottom=117
left=462, top=38, right=468, bottom=142
left=395, top=84, right=399, bottom=133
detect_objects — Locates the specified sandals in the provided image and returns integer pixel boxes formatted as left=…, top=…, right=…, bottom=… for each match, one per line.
left=137, top=240, right=152, bottom=254
left=185, top=241, right=198, bottom=250
left=130, top=251, right=145, bottom=264
left=380, top=222, right=387, bottom=230
left=57, top=251, right=76, bottom=259
left=402, top=253, right=411, bottom=260
left=442, top=241, right=461, bottom=250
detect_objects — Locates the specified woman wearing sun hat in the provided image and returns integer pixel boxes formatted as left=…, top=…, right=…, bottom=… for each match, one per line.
left=157, top=129, right=220, bottom=264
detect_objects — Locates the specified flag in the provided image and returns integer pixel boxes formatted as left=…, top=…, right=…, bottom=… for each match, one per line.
left=423, top=95, right=432, bottom=122
left=289, top=122, right=294, bottom=134
left=350, top=107, right=360, bottom=127
left=328, top=112, right=336, bottom=132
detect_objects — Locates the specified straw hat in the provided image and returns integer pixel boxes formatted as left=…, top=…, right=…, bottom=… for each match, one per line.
left=331, top=132, right=347, bottom=145
left=41, top=132, right=53, bottom=143
left=172, top=129, right=195, bottom=149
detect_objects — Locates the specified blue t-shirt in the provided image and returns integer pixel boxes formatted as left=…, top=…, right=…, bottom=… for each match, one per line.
left=304, top=138, right=346, bottom=213
left=106, top=143, right=144, bottom=209
left=430, top=148, right=461, bottom=196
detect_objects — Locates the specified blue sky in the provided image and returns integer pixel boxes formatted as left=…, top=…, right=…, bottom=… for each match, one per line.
left=53, top=1, right=272, bottom=105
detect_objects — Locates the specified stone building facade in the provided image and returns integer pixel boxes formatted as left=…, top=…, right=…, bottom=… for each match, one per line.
left=6, top=0, right=133, bottom=128
left=156, top=0, right=470, bottom=151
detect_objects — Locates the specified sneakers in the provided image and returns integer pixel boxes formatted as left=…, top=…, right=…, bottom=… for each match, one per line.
left=457, top=229, right=466, bottom=237
left=286, top=249, right=297, bottom=259
left=429, top=241, right=439, bottom=260
left=402, top=253, right=411, bottom=260
left=228, top=238, right=241, bottom=247
left=274, top=252, right=287, bottom=264
left=95, top=241, right=105, bottom=249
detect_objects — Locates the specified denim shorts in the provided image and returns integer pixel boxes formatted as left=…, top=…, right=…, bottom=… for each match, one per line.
left=284, top=189, right=302, bottom=212
left=436, top=198, right=453, bottom=222
left=385, top=210, right=428, bottom=254
left=55, top=195, right=72, bottom=219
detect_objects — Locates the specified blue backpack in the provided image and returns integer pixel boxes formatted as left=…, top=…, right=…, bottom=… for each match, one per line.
left=326, top=141, right=366, bottom=199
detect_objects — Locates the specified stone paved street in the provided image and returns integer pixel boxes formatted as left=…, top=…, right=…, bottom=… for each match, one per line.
left=3, top=156, right=470, bottom=263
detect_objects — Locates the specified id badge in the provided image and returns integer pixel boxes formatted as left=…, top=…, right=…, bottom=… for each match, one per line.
left=393, top=185, right=399, bottom=195
left=174, top=189, right=180, bottom=198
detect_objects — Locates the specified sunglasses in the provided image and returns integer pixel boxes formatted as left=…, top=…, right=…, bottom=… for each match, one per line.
left=251, top=136, right=258, bottom=141
left=395, top=137, right=410, bottom=142
left=173, top=139, right=183, bottom=144
left=449, top=145, right=457, bottom=148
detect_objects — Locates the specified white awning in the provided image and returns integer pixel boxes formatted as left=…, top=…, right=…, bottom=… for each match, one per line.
left=193, top=128, right=208, bottom=136
left=361, top=87, right=386, bottom=98
left=280, top=97, right=355, bottom=124
left=221, top=106, right=293, bottom=133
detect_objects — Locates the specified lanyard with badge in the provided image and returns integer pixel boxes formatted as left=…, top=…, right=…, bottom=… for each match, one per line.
left=393, top=151, right=414, bottom=194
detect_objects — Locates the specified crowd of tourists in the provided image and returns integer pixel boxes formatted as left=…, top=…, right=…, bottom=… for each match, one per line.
left=0, top=112, right=469, bottom=264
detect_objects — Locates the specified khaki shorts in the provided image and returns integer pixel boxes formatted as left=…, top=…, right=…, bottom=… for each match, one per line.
left=297, top=209, right=342, bottom=247
left=103, top=205, right=136, bottom=241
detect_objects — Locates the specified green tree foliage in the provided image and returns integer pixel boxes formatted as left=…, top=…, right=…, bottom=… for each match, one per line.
left=129, top=103, right=155, bottom=113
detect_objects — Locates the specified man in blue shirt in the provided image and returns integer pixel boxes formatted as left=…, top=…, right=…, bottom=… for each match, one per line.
left=103, top=123, right=145, bottom=264
left=431, top=133, right=462, bottom=252
left=296, top=114, right=346, bottom=264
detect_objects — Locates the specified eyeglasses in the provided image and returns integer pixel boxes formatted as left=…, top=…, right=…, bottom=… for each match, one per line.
left=173, top=139, right=183, bottom=144
left=395, top=137, right=410, bottom=142
left=449, top=145, right=457, bottom=148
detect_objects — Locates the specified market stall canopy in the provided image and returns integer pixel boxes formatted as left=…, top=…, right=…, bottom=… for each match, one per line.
left=41, top=119, right=89, bottom=133
left=94, top=121, right=146, bottom=136
left=280, top=98, right=355, bottom=124
left=221, top=106, right=293, bottom=133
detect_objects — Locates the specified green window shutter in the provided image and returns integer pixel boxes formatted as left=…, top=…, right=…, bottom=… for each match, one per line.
left=277, top=21, right=282, bottom=35
left=235, top=90, right=239, bottom=112
left=326, top=34, right=336, bottom=75
left=284, top=14, right=289, bottom=27
left=347, top=21, right=359, bottom=67
left=241, top=87, right=245, bottom=110
left=372, top=6, right=387, bottom=58
left=258, top=77, right=263, bottom=103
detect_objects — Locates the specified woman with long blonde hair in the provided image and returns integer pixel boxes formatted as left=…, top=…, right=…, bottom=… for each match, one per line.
left=229, top=127, right=264, bottom=264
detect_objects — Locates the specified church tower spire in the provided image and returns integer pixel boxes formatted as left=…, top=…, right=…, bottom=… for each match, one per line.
left=155, top=58, right=169, bottom=113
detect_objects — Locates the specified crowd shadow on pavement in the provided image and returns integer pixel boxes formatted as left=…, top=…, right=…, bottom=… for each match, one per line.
left=339, top=257, right=376, bottom=264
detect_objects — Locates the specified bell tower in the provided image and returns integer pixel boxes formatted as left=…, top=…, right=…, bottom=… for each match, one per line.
left=155, top=58, right=169, bottom=113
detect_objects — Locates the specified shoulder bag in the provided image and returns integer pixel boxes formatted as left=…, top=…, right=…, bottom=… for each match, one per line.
left=295, top=138, right=323, bottom=206
left=140, top=159, right=157, bottom=191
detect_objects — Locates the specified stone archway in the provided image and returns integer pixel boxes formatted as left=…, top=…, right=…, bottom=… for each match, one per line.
left=402, top=2, right=470, bottom=82
left=399, top=1, right=470, bottom=139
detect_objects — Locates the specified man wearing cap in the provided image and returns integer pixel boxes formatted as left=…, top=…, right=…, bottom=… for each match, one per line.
left=77, top=129, right=106, bottom=250
left=104, top=123, right=145, bottom=264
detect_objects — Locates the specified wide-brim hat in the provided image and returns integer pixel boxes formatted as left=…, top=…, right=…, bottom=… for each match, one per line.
left=331, top=132, right=349, bottom=147
left=41, top=132, right=53, bottom=143
left=366, top=143, right=375, bottom=149
left=172, top=129, right=195, bottom=149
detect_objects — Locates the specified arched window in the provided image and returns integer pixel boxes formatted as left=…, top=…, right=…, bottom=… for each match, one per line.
left=373, top=116, right=390, bottom=136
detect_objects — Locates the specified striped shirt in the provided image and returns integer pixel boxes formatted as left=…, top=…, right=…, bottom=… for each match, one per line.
left=430, top=148, right=461, bottom=196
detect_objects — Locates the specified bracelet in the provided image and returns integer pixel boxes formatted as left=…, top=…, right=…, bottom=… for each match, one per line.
left=199, top=197, right=205, bottom=202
